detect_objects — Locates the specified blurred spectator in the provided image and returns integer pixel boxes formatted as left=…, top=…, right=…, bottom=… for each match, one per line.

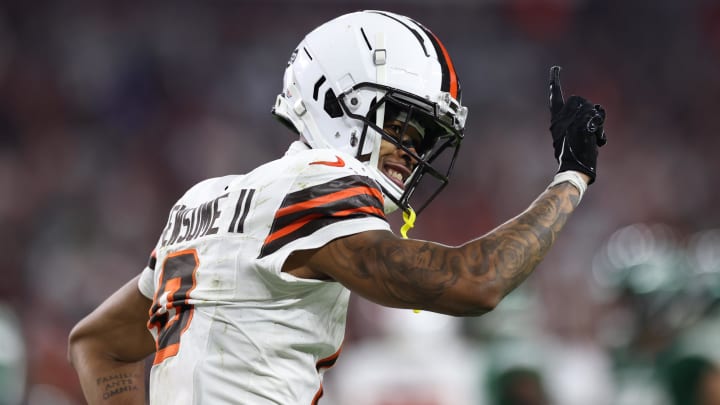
left=0, top=304, right=25, bottom=405
left=492, top=367, right=548, bottom=405
left=664, top=355, right=720, bottom=405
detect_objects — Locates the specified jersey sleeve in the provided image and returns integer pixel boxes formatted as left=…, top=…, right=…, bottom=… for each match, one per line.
left=135, top=182, right=203, bottom=300
left=257, top=153, right=391, bottom=270
left=137, top=249, right=157, bottom=299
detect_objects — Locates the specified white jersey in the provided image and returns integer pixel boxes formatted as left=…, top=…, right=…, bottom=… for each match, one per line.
left=137, top=141, right=390, bottom=404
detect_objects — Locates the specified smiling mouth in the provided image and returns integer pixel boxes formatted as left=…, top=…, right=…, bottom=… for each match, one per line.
left=383, top=163, right=411, bottom=189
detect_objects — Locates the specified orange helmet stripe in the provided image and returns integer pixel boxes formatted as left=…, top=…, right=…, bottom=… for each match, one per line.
left=428, top=31, right=459, bottom=99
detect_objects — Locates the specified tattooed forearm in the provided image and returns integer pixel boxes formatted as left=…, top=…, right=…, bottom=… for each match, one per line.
left=463, top=182, right=580, bottom=296
left=95, top=372, right=142, bottom=401
left=322, top=182, right=580, bottom=314
left=329, top=232, right=461, bottom=305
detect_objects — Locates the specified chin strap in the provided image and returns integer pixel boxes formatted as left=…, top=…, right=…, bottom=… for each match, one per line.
left=399, top=207, right=421, bottom=314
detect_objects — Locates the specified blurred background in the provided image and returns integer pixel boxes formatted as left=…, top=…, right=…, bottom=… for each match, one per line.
left=2, top=0, right=720, bottom=404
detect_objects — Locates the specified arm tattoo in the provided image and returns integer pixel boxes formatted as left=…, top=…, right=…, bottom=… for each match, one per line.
left=95, top=372, right=142, bottom=401
left=327, top=235, right=462, bottom=305
left=325, top=182, right=579, bottom=309
left=466, top=183, right=579, bottom=296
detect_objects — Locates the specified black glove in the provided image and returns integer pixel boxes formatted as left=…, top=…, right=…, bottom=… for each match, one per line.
left=549, top=66, right=607, bottom=184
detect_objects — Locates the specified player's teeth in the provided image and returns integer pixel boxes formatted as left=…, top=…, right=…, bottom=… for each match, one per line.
left=388, top=169, right=402, bottom=182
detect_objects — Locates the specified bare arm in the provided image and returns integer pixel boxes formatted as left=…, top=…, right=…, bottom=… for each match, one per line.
left=284, top=66, right=605, bottom=316
left=286, top=181, right=581, bottom=316
left=68, top=275, right=156, bottom=404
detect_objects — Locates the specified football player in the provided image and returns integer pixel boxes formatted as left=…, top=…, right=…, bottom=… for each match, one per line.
left=68, top=10, right=606, bottom=404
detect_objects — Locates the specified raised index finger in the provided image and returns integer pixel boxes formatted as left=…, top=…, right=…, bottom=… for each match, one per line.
left=549, top=65, right=564, bottom=116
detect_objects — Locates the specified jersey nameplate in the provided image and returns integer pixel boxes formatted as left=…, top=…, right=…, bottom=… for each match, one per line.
left=159, top=189, right=257, bottom=248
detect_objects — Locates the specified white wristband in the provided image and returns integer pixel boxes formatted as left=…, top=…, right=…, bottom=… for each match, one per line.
left=548, top=171, right=587, bottom=202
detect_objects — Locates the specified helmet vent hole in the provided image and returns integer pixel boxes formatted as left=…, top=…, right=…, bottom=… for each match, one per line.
left=323, top=89, right=344, bottom=118
left=313, top=76, right=326, bottom=101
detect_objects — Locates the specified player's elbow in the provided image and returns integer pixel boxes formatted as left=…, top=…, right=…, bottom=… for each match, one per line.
left=442, top=284, right=504, bottom=317
left=467, top=287, right=503, bottom=316
left=67, top=322, right=87, bottom=367
left=67, top=319, right=103, bottom=368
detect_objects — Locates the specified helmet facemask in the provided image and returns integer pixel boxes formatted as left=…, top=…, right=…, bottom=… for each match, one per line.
left=337, top=82, right=465, bottom=214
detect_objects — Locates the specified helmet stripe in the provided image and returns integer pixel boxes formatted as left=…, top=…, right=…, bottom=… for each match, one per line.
left=367, top=11, right=430, bottom=57
left=365, top=11, right=459, bottom=100
left=412, top=22, right=460, bottom=100
left=429, top=32, right=459, bottom=100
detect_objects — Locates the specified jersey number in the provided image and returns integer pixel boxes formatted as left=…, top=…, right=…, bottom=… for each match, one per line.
left=148, top=249, right=199, bottom=365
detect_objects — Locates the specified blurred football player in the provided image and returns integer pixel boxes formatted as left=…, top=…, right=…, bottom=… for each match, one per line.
left=68, top=10, right=606, bottom=404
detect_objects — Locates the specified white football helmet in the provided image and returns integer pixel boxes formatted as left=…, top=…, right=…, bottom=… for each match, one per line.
left=273, top=10, right=468, bottom=214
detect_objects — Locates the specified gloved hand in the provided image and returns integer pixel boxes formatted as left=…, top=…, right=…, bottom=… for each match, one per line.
left=548, top=66, right=607, bottom=184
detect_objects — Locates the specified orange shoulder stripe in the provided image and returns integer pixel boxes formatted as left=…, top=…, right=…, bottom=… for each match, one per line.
left=264, top=205, right=385, bottom=246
